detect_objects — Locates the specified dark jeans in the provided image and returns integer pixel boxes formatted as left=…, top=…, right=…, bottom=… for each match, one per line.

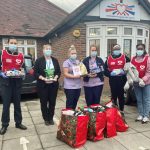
left=38, top=83, right=58, bottom=121
left=1, top=78, right=22, bottom=127
left=64, top=89, right=81, bottom=109
left=84, top=85, right=103, bottom=106
left=109, top=76, right=126, bottom=111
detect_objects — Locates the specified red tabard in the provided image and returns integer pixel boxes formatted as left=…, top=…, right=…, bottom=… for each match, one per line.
left=1, top=50, right=24, bottom=72
left=107, top=54, right=126, bottom=71
left=131, top=56, right=148, bottom=78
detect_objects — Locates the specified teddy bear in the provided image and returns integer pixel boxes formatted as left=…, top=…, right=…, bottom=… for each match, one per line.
left=123, top=62, right=145, bottom=91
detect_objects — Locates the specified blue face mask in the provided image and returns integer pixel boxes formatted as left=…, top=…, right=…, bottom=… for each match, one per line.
left=9, top=44, right=17, bottom=52
left=44, top=49, right=52, bottom=57
left=136, top=50, right=144, bottom=56
left=113, top=50, right=121, bottom=56
left=91, top=51, right=97, bottom=57
left=70, top=54, right=77, bottom=60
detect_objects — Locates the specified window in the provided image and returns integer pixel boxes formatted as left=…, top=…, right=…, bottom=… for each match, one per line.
left=89, top=39, right=100, bottom=56
left=89, top=28, right=100, bottom=36
left=107, top=39, right=117, bottom=55
left=137, top=29, right=143, bottom=36
left=146, top=30, right=149, bottom=37
left=3, top=38, right=37, bottom=60
left=137, top=40, right=143, bottom=44
left=107, top=27, right=117, bottom=35
left=124, top=28, right=132, bottom=35
left=123, top=39, right=132, bottom=58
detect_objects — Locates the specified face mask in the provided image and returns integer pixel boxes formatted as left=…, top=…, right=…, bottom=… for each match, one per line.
left=113, top=50, right=121, bottom=56
left=44, top=49, right=52, bottom=57
left=70, top=54, right=77, bottom=60
left=91, top=51, right=97, bottom=57
left=9, top=44, right=17, bottom=52
left=136, top=50, right=144, bottom=56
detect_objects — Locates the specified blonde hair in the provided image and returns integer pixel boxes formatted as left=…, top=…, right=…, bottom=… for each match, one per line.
left=43, top=44, right=51, bottom=49
left=68, top=45, right=76, bottom=54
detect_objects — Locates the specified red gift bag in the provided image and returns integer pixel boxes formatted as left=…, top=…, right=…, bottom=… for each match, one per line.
left=116, top=110, right=129, bottom=132
left=87, top=112, right=106, bottom=141
left=83, top=104, right=106, bottom=141
left=57, top=110, right=89, bottom=148
left=105, top=107, right=117, bottom=138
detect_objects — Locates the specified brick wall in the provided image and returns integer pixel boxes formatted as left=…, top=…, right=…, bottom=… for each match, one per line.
left=0, top=38, right=3, bottom=50
left=50, top=22, right=86, bottom=83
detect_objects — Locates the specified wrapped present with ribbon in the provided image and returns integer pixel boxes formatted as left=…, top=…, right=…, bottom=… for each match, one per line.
left=57, top=109, right=89, bottom=148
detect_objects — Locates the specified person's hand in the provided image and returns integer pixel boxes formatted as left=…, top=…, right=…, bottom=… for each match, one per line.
left=53, top=75, right=58, bottom=81
left=110, top=71, right=116, bottom=76
left=139, top=78, right=145, bottom=87
left=0, top=72, right=8, bottom=78
left=88, top=73, right=97, bottom=78
left=74, top=75, right=81, bottom=79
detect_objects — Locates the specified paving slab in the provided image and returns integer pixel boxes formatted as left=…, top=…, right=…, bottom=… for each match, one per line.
left=29, top=110, right=42, bottom=117
left=142, top=131, right=150, bottom=139
left=9, top=117, right=33, bottom=127
left=115, top=133, right=150, bottom=150
left=124, top=106, right=138, bottom=114
left=32, top=116, right=44, bottom=125
left=2, top=135, right=42, bottom=150
left=40, top=133, right=64, bottom=148
left=84, top=138, right=127, bottom=150
left=127, top=120, right=150, bottom=132
left=35, top=123, right=57, bottom=135
left=45, top=145, right=86, bottom=150
left=0, top=136, right=2, bottom=150
left=3, top=125, right=36, bottom=140
left=9, top=111, right=31, bottom=120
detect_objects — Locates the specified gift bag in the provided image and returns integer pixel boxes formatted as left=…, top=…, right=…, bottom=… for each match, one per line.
left=83, top=105, right=106, bottom=141
left=105, top=107, right=118, bottom=138
left=80, top=63, right=88, bottom=76
left=57, top=110, right=89, bottom=148
left=116, top=110, right=129, bottom=132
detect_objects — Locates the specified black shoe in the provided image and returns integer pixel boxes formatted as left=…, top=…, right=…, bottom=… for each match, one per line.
left=44, top=121, right=50, bottom=126
left=15, top=124, right=27, bottom=130
left=49, top=119, right=54, bottom=125
left=0, top=127, right=7, bottom=135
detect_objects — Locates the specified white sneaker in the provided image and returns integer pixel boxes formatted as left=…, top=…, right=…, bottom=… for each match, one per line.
left=135, top=115, right=143, bottom=121
left=142, top=117, right=149, bottom=124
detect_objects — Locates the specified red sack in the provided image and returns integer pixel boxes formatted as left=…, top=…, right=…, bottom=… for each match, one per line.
left=105, top=107, right=117, bottom=138
left=87, top=111, right=106, bottom=141
left=57, top=110, right=89, bottom=148
left=116, top=110, right=129, bottom=132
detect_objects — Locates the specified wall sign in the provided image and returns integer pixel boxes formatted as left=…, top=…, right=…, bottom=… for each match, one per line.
left=100, top=0, right=140, bottom=21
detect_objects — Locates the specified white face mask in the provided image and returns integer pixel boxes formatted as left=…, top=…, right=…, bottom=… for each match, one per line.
left=9, top=44, right=17, bottom=52
left=70, top=54, right=77, bottom=60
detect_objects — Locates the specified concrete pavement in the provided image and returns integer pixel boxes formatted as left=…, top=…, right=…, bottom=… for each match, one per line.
left=0, top=92, right=150, bottom=150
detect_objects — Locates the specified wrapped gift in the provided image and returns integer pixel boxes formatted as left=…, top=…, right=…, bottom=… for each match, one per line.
left=57, top=109, right=89, bottom=148
left=5, top=68, right=25, bottom=78
left=79, top=63, right=88, bottom=76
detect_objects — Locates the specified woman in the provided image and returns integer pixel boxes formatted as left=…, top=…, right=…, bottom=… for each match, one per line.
left=34, top=44, right=61, bottom=125
left=63, top=45, right=82, bottom=109
left=104, top=44, right=130, bottom=115
left=132, top=44, right=150, bottom=123
left=83, top=45, right=104, bottom=106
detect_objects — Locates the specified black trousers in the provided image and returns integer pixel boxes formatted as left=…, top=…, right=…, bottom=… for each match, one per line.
left=38, top=83, right=59, bottom=121
left=84, top=85, right=103, bottom=106
left=1, top=78, right=23, bottom=127
left=64, top=89, right=81, bottom=109
left=109, top=76, right=126, bottom=111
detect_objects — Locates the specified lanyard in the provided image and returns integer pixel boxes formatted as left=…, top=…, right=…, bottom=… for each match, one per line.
left=46, top=59, right=51, bottom=69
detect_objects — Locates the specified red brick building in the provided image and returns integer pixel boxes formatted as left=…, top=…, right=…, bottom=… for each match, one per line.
left=45, top=0, right=150, bottom=79
left=0, top=0, right=68, bottom=60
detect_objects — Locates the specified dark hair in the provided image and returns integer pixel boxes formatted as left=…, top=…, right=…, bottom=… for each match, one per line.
left=136, top=43, right=145, bottom=49
left=8, top=37, right=16, bottom=43
left=136, top=43, right=147, bottom=56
